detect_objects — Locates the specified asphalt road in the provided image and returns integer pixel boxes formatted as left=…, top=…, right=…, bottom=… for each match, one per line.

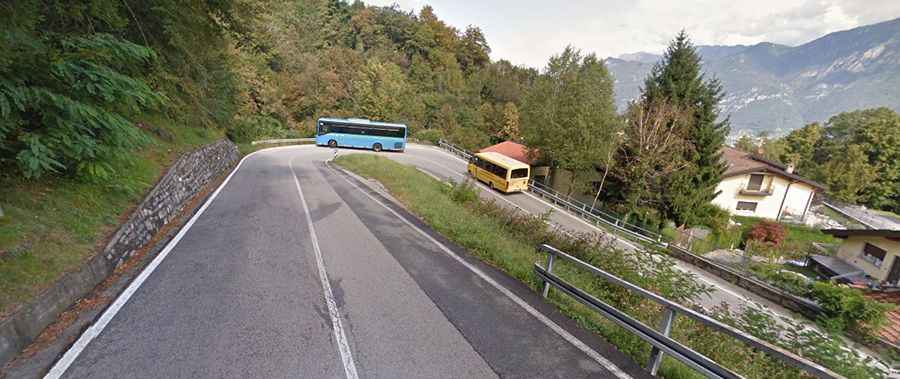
left=50, top=145, right=655, bottom=379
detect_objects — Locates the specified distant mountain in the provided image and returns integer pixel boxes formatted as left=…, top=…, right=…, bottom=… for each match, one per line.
left=607, top=17, right=900, bottom=136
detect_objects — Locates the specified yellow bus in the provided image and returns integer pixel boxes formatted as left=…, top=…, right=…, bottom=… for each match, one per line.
left=467, top=152, right=530, bottom=193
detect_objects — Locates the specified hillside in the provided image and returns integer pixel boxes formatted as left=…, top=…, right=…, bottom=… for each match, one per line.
left=608, top=17, right=900, bottom=136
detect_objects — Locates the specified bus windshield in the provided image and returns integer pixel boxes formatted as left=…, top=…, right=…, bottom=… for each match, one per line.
left=510, top=168, right=529, bottom=179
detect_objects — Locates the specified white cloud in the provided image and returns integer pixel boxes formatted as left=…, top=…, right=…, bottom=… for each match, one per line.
left=364, top=0, right=900, bottom=68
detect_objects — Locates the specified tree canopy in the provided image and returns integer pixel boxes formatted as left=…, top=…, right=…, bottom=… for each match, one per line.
left=521, top=46, right=620, bottom=194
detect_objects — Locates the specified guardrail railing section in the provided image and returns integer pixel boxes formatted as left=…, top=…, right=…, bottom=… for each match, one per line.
left=435, top=139, right=665, bottom=245
left=534, top=244, right=840, bottom=379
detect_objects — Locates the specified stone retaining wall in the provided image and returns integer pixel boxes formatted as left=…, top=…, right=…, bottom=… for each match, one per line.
left=666, top=245, right=824, bottom=319
left=0, top=139, right=239, bottom=366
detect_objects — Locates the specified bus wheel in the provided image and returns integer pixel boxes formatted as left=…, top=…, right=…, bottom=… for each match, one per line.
left=328, top=139, right=337, bottom=148
left=372, top=143, right=382, bottom=152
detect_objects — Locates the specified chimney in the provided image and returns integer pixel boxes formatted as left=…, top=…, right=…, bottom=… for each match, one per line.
left=786, top=163, right=795, bottom=174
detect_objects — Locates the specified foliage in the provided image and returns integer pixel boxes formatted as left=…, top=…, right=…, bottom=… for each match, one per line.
left=412, top=128, right=444, bottom=145
left=447, top=179, right=479, bottom=204
left=521, top=46, right=621, bottom=195
left=734, top=135, right=755, bottom=153
left=607, top=100, right=691, bottom=223
left=819, top=144, right=876, bottom=204
left=778, top=122, right=822, bottom=175
left=642, top=31, right=729, bottom=227
left=743, top=220, right=786, bottom=247
left=750, top=264, right=812, bottom=297
left=770, top=107, right=900, bottom=212
left=0, top=18, right=163, bottom=178
left=0, top=116, right=222, bottom=312
left=809, top=282, right=894, bottom=336
left=712, top=303, right=888, bottom=379
left=335, top=154, right=879, bottom=378
left=226, top=114, right=290, bottom=143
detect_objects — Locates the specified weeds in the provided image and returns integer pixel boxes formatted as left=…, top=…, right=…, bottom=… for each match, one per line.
left=334, top=154, right=882, bottom=378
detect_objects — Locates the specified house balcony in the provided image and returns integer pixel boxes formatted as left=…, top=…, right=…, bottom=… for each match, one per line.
left=739, top=186, right=774, bottom=196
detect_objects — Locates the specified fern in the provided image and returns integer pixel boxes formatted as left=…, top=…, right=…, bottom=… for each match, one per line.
left=0, top=32, right=164, bottom=178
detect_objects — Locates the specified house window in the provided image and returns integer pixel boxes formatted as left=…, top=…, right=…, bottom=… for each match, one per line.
left=736, top=201, right=757, bottom=212
left=861, top=243, right=887, bottom=267
left=747, top=174, right=765, bottom=191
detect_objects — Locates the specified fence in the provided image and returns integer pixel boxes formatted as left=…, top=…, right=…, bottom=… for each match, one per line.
left=535, top=244, right=840, bottom=378
left=437, top=139, right=667, bottom=246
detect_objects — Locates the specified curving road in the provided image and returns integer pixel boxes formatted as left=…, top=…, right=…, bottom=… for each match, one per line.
left=47, top=145, right=656, bottom=379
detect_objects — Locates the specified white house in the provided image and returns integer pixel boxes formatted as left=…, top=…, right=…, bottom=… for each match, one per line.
left=712, top=147, right=824, bottom=223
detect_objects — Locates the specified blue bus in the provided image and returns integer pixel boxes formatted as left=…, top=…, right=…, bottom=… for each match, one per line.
left=315, top=117, right=407, bottom=152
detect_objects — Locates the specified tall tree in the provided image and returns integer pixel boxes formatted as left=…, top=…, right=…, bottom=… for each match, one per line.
left=821, top=108, right=900, bottom=211
left=820, top=144, right=876, bottom=204
left=609, top=100, right=692, bottom=220
left=498, top=102, right=519, bottom=141
left=642, top=31, right=729, bottom=226
left=521, top=46, right=620, bottom=195
left=734, top=135, right=756, bottom=153
left=779, top=122, right=822, bottom=175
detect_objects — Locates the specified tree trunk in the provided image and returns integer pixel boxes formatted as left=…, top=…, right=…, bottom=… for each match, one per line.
left=591, top=151, right=614, bottom=212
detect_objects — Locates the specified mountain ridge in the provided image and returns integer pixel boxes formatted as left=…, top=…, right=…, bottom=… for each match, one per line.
left=608, top=17, right=900, bottom=136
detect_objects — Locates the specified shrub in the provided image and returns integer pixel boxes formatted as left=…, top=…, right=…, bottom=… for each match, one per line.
left=226, top=115, right=289, bottom=143
left=751, top=264, right=812, bottom=297
left=447, top=179, right=479, bottom=205
left=413, top=128, right=444, bottom=145
left=809, top=281, right=894, bottom=336
left=712, top=303, right=888, bottom=379
left=743, top=220, right=786, bottom=247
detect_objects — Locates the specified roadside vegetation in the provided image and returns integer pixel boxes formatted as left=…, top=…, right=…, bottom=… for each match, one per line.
left=0, top=119, right=221, bottom=315
left=335, top=154, right=886, bottom=379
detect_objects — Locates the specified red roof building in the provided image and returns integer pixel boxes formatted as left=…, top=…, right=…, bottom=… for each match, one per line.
left=479, top=141, right=536, bottom=165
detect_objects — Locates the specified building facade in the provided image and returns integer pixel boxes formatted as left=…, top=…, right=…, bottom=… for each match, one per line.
left=712, top=147, right=823, bottom=223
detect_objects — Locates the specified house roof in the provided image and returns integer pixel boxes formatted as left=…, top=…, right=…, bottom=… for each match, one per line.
left=822, top=229, right=900, bottom=240
left=479, top=141, right=536, bottom=165
left=721, top=147, right=824, bottom=190
left=474, top=152, right=530, bottom=170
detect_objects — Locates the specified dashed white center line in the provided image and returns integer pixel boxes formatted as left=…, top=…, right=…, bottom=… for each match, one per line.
left=289, top=158, right=359, bottom=379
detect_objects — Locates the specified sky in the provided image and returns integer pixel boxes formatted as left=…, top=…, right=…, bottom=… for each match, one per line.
left=364, top=0, right=900, bottom=68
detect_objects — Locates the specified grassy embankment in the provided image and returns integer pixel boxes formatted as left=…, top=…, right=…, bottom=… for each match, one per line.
left=333, top=154, right=828, bottom=379
left=0, top=117, right=223, bottom=316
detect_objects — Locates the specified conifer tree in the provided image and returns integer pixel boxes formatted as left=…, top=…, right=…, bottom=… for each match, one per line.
left=642, top=31, right=729, bottom=226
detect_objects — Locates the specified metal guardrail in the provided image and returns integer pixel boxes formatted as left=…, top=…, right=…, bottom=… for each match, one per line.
left=535, top=244, right=841, bottom=379
left=250, top=138, right=315, bottom=146
left=437, top=139, right=666, bottom=246
left=438, top=139, right=473, bottom=160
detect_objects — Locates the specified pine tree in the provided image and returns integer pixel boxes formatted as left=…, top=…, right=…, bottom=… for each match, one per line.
left=642, top=31, right=729, bottom=226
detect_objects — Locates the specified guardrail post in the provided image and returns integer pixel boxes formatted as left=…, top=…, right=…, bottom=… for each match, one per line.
left=648, top=307, right=676, bottom=375
left=541, top=251, right=555, bottom=298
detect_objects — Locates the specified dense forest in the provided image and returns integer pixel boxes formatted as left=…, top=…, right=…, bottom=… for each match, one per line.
left=2, top=0, right=894, bottom=224
left=0, top=0, right=534, bottom=180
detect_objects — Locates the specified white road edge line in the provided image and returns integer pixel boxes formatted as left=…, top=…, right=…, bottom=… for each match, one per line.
left=289, top=158, right=359, bottom=379
left=334, top=168, right=633, bottom=379
left=410, top=144, right=639, bottom=250
left=43, top=144, right=311, bottom=379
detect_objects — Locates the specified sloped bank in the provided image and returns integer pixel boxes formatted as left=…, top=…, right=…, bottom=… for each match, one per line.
left=0, top=140, right=239, bottom=366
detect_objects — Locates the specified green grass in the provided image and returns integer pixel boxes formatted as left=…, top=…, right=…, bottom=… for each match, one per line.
left=334, top=154, right=809, bottom=379
left=0, top=116, right=223, bottom=315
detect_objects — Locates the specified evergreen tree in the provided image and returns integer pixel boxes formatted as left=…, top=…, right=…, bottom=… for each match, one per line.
left=642, top=31, right=729, bottom=226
